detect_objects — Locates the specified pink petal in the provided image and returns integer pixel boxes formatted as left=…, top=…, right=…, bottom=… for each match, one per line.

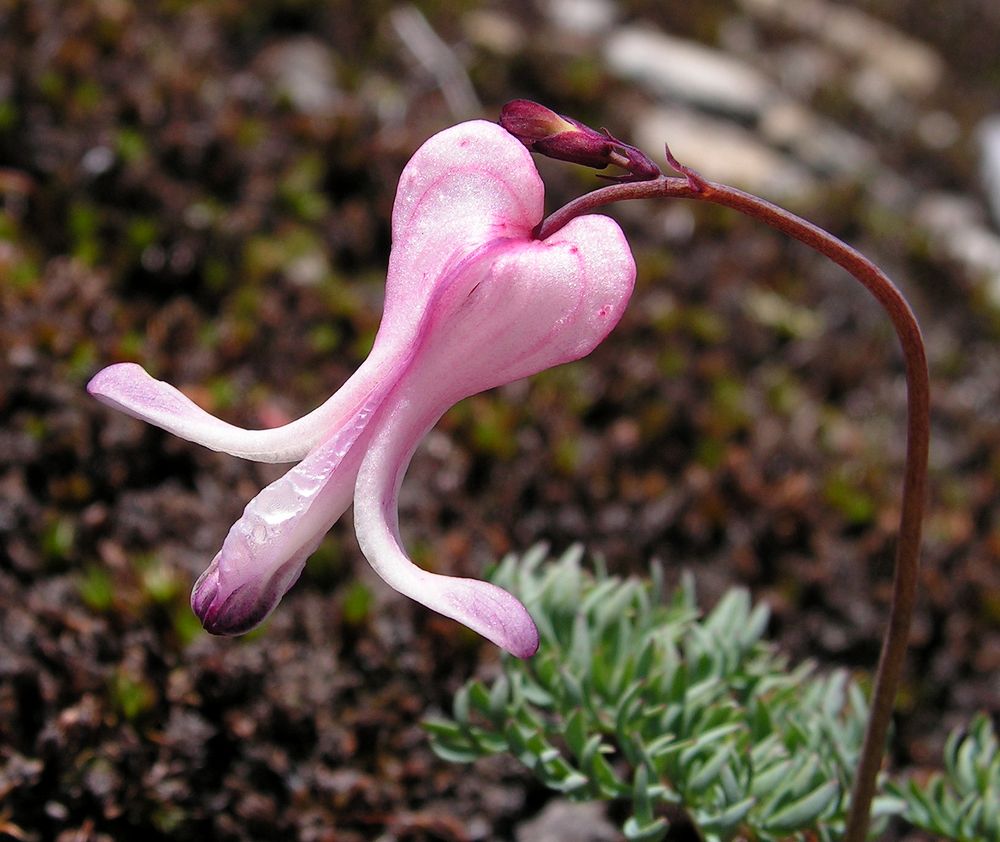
left=411, top=214, right=636, bottom=399
left=376, top=120, right=545, bottom=350
left=87, top=354, right=397, bottom=463
left=353, top=214, right=635, bottom=656
left=88, top=125, right=543, bottom=463
left=191, top=383, right=390, bottom=634
left=354, top=407, right=540, bottom=658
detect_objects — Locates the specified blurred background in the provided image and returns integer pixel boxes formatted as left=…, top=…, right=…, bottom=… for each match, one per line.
left=1, top=1, right=999, bottom=839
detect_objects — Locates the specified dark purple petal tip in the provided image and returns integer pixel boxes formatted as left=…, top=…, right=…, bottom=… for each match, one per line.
left=190, top=555, right=304, bottom=636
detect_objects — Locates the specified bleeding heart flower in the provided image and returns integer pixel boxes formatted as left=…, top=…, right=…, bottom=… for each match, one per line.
left=88, top=120, right=636, bottom=657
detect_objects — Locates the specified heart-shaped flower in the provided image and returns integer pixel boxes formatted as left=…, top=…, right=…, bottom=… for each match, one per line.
left=88, top=120, right=636, bottom=657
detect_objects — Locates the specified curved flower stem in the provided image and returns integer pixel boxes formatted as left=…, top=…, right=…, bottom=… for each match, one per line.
left=538, top=172, right=929, bottom=842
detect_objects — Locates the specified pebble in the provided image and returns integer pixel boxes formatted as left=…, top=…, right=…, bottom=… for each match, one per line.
left=759, top=101, right=874, bottom=176
left=257, top=37, right=342, bottom=118
left=515, top=799, right=620, bottom=842
left=916, top=192, right=1000, bottom=307
left=463, top=9, right=525, bottom=55
left=632, top=107, right=816, bottom=199
left=605, top=26, right=774, bottom=120
left=543, top=0, right=617, bottom=37
left=978, top=116, right=1000, bottom=228
left=737, top=0, right=943, bottom=97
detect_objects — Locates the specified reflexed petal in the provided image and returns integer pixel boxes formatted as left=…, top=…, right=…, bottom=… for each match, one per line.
left=191, top=386, right=388, bottom=634
left=354, top=407, right=539, bottom=658
left=87, top=355, right=398, bottom=463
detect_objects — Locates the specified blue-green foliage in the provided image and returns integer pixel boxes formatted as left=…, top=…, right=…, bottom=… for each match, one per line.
left=425, top=546, right=892, bottom=842
left=887, top=713, right=999, bottom=842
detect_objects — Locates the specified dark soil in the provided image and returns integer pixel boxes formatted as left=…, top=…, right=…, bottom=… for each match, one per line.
left=2, top=1, right=998, bottom=840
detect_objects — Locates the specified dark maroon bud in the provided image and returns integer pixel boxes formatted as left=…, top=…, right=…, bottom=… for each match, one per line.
left=499, top=99, right=661, bottom=183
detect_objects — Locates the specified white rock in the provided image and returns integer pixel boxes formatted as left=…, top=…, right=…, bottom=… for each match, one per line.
left=516, top=800, right=619, bottom=842
left=916, top=192, right=1000, bottom=307
left=605, top=26, right=775, bottom=119
left=917, top=110, right=962, bottom=151
left=258, top=37, right=341, bottom=118
left=463, top=9, right=525, bottom=55
left=632, top=107, right=816, bottom=199
left=759, top=100, right=875, bottom=176
left=768, top=42, right=840, bottom=99
left=81, top=146, right=115, bottom=177
left=978, top=116, right=1000, bottom=229
left=544, top=0, right=617, bottom=37
left=738, top=0, right=943, bottom=97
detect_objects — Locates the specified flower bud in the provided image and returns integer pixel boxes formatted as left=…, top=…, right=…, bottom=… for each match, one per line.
left=499, top=99, right=660, bottom=183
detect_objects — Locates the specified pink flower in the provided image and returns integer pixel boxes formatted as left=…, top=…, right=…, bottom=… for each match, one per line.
left=87, top=120, right=635, bottom=657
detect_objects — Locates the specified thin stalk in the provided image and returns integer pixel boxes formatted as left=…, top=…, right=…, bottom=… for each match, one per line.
left=538, top=171, right=928, bottom=842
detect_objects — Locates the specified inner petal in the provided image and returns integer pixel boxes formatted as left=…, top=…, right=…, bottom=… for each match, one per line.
left=192, top=384, right=389, bottom=634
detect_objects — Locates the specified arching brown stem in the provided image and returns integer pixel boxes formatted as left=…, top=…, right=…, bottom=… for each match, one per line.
left=538, top=174, right=928, bottom=842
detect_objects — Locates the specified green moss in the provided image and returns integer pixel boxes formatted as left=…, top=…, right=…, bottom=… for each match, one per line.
left=207, top=375, right=238, bottom=412
left=0, top=99, right=18, bottom=132
left=685, top=306, right=727, bottom=343
left=341, top=580, right=373, bottom=626
left=118, top=330, right=147, bottom=359
left=68, top=202, right=101, bottom=266
left=73, top=79, right=103, bottom=114
left=235, top=116, right=267, bottom=149
left=710, top=374, right=749, bottom=429
left=823, top=473, right=877, bottom=525
left=303, top=536, right=343, bottom=589
left=141, top=560, right=182, bottom=605
left=172, top=607, right=205, bottom=647
left=279, top=153, right=330, bottom=222
left=203, top=256, right=231, bottom=293
left=78, top=565, right=116, bottom=613
left=350, top=327, right=377, bottom=359
left=635, top=248, right=676, bottom=290
left=6, top=255, right=41, bottom=290
left=308, top=323, right=342, bottom=354
left=23, top=415, right=47, bottom=441
left=115, top=127, right=149, bottom=165
left=553, top=434, right=582, bottom=475
left=41, top=516, right=76, bottom=566
left=763, top=366, right=804, bottom=416
left=562, top=56, right=605, bottom=98
left=110, top=670, right=157, bottom=721
left=745, top=290, right=823, bottom=339
left=467, top=396, right=518, bottom=458
left=657, top=347, right=687, bottom=377
left=126, top=217, right=161, bottom=253
left=37, top=70, right=67, bottom=102
left=66, top=341, right=97, bottom=384
left=696, top=437, right=725, bottom=469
